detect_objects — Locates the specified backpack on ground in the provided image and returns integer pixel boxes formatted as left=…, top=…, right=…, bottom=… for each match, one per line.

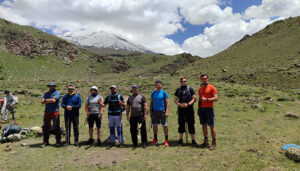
left=0, top=124, right=22, bottom=142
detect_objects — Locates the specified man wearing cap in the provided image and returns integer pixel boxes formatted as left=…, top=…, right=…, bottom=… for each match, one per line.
left=150, top=81, right=170, bottom=147
left=104, top=85, right=125, bottom=147
left=198, top=74, right=218, bottom=150
left=41, top=82, right=61, bottom=148
left=61, top=84, right=82, bottom=146
left=126, top=85, right=148, bottom=148
left=85, top=86, right=104, bottom=146
left=2, top=90, right=17, bottom=124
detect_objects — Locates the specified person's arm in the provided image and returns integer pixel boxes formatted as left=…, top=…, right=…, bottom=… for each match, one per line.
left=72, top=94, right=82, bottom=109
left=149, top=98, right=153, bottom=117
left=126, top=105, right=131, bottom=121
left=188, top=94, right=196, bottom=106
left=61, top=96, right=67, bottom=109
left=165, top=98, right=170, bottom=118
left=11, top=96, right=17, bottom=106
left=85, top=101, right=89, bottom=116
left=143, top=102, right=148, bottom=120
left=174, top=96, right=180, bottom=106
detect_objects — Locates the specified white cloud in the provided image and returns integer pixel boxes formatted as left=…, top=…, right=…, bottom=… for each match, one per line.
left=0, top=0, right=300, bottom=57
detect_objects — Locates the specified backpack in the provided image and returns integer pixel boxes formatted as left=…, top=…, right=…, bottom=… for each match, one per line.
left=107, top=93, right=125, bottom=114
left=0, top=124, right=22, bottom=142
left=178, top=86, right=192, bottom=103
left=151, top=90, right=167, bottom=110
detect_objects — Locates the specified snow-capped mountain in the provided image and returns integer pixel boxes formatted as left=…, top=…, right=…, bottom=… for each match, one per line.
left=60, top=30, right=151, bottom=53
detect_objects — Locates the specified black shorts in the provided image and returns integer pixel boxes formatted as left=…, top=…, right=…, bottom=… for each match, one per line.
left=178, top=107, right=195, bottom=134
left=88, top=114, right=101, bottom=129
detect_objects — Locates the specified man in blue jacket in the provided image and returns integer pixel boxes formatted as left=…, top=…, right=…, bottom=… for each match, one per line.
left=41, top=82, right=61, bottom=148
left=61, top=84, right=82, bottom=146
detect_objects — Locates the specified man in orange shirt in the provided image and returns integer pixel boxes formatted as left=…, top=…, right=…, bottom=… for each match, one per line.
left=198, top=74, right=218, bottom=150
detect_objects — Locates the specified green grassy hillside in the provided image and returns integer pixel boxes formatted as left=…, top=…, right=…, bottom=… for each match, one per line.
left=181, top=16, right=300, bottom=90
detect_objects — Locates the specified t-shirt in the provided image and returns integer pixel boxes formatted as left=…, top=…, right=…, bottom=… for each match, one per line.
left=151, top=90, right=169, bottom=112
left=198, top=84, right=218, bottom=108
left=174, top=86, right=195, bottom=105
left=127, top=94, right=147, bottom=117
left=43, top=90, right=61, bottom=113
left=86, top=95, right=103, bottom=115
left=104, top=93, right=124, bottom=115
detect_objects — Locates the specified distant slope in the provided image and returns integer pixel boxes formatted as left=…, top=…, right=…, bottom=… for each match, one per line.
left=181, top=16, right=300, bottom=89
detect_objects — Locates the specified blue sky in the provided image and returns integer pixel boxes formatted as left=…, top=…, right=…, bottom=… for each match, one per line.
left=167, top=0, right=262, bottom=45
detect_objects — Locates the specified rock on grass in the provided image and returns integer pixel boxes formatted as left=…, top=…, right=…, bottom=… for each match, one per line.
left=286, top=147, right=300, bottom=162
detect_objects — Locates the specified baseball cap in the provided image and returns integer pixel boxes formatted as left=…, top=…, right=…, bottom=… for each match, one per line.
left=155, top=80, right=162, bottom=84
left=47, top=82, right=56, bottom=87
left=110, top=85, right=117, bottom=89
left=90, top=86, right=98, bottom=91
left=132, top=84, right=138, bottom=89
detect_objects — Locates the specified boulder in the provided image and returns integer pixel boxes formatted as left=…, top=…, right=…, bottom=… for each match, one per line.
left=284, top=113, right=299, bottom=119
left=251, top=103, right=262, bottom=109
left=286, top=147, right=300, bottom=162
left=30, top=126, right=43, bottom=136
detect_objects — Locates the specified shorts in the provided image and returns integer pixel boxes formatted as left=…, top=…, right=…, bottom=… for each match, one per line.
left=88, top=114, right=101, bottom=129
left=152, top=110, right=168, bottom=126
left=198, top=108, right=215, bottom=126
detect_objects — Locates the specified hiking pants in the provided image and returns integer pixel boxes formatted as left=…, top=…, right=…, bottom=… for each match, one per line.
left=64, top=112, right=79, bottom=143
left=108, top=115, right=124, bottom=144
left=43, top=112, right=61, bottom=144
left=2, top=106, right=15, bottom=121
left=130, top=115, right=147, bottom=146
left=178, top=107, right=195, bottom=134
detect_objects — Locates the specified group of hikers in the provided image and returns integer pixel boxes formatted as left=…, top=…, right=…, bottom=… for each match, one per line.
left=1, top=74, right=218, bottom=150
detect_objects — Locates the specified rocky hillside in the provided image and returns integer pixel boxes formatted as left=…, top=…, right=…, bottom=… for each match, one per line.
left=0, top=19, right=79, bottom=60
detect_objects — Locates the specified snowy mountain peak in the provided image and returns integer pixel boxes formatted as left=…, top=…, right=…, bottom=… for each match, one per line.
left=60, top=30, right=151, bottom=53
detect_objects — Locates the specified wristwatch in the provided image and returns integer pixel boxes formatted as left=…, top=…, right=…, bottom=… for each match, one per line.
left=206, top=98, right=209, bottom=101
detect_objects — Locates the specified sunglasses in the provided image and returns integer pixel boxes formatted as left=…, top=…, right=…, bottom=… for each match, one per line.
left=68, top=88, right=74, bottom=91
left=201, top=78, right=208, bottom=80
left=181, top=81, right=187, bottom=83
left=90, top=89, right=97, bottom=92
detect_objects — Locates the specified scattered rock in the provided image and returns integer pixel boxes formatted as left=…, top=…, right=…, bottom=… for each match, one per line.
left=284, top=113, right=299, bottom=119
left=258, top=151, right=264, bottom=156
left=251, top=103, right=262, bottom=109
left=21, top=143, right=28, bottom=147
left=247, top=148, right=257, bottom=153
left=4, top=145, right=12, bottom=152
left=286, top=147, right=300, bottom=162
left=277, top=67, right=289, bottom=71
left=30, top=126, right=43, bottom=136
left=221, top=68, right=227, bottom=73
left=294, top=63, right=300, bottom=68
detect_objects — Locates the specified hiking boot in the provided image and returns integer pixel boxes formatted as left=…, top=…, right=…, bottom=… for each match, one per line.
left=97, top=139, right=101, bottom=146
left=209, top=141, right=216, bottom=151
left=178, top=139, right=183, bottom=146
left=74, top=141, right=79, bottom=147
left=133, top=144, right=138, bottom=148
left=88, top=138, right=94, bottom=145
left=110, top=143, right=115, bottom=147
left=192, top=140, right=198, bottom=147
left=164, top=140, right=169, bottom=147
left=151, top=139, right=158, bottom=146
left=119, top=143, right=124, bottom=148
left=199, top=141, right=210, bottom=148
left=40, top=142, right=49, bottom=148
left=142, top=142, right=147, bottom=149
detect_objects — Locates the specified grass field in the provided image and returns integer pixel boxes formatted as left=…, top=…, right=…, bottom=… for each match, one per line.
left=0, top=77, right=299, bottom=170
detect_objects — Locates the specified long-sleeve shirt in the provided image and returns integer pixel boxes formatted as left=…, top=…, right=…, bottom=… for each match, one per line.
left=61, top=93, right=82, bottom=116
left=6, top=94, right=17, bottom=108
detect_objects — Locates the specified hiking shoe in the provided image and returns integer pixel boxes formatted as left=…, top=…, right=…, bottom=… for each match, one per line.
left=55, top=143, right=61, bottom=147
left=74, top=141, right=79, bottom=147
left=40, top=142, right=49, bottom=148
left=133, top=144, right=138, bottom=148
left=142, top=142, right=147, bottom=149
left=151, top=139, right=158, bottom=146
left=110, top=143, right=115, bottom=147
left=209, top=142, right=216, bottom=151
left=192, top=140, right=198, bottom=147
left=97, top=139, right=101, bottom=146
left=178, top=139, right=183, bottom=146
left=199, top=141, right=210, bottom=148
left=88, top=138, right=94, bottom=145
left=164, top=140, right=169, bottom=147
left=119, top=143, right=124, bottom=148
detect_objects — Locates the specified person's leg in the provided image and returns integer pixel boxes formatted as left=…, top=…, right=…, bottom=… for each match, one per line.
left=187, top=109, right=196, bottom=141
left=108, top=115, right=116, bottom=145
left=42, top=115, right=51, bottom=144
left=140, top=118, right=147, bottom=145
left=73, top=116, right=79, bottom=144
left=54, top=115, right=61, bottom=144
left=4, top=108, right=9, bottom=122
left=130, top=116, right=138, bottom=147
left=88, top=115, right=94, bottom=139
left=199, top=108, right=209, bottom=148
left=161, top=111, right=168, bottom=142
left=178, top=110, right=185, bottom=141
left=208, top=108, right=216, bottom=150
left=95, top=116, right=101, bottom=141
left=116, top=115, right=124, bottom=145
left=64, top=113, right=71, bottom=144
